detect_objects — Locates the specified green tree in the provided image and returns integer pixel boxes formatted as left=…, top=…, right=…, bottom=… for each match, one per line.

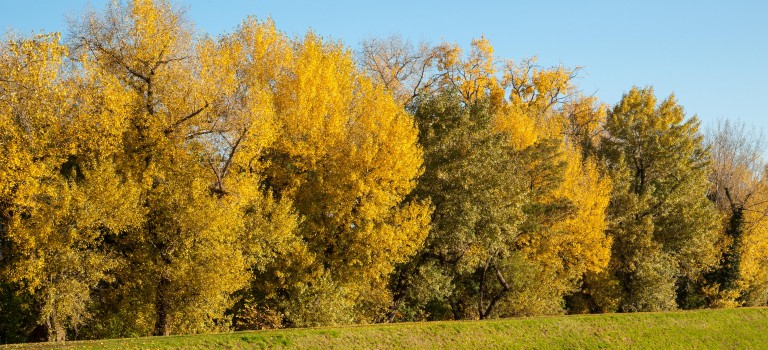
left=386, top=90, right=526, bottom=321
left=370, top=37, right=612, bottom=320
left=595, top=86, right=720, bottom=312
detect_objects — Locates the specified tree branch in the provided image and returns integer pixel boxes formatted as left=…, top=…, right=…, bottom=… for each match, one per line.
left=164, top=102, right=209, bottom=135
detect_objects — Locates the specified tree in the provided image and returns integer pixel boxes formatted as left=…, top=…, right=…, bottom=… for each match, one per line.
left=441, top=41, right=612, bottom=316
left=387, top=90, right=524, bottom=321
left=492, top=57, right=612, bottom=316
left=68, top=0, right=283, bottom=336
left=706, top=120, right=768, bottom=306
left=596, top=87, right=720, bottom=312
left=222, top=19, right=431, bottom=327
left=0, top=31, right=142, bottom=341
left=367, top=37, right=612, bottom=320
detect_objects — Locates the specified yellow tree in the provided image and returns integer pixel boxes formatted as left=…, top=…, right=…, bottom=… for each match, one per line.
left=195, top=18, right=311, bottom=330
left=221, top=19, right=431, bottom=326
left=740, top=185, right=768, bottom=305
left=0, top=32, right=142, bottom=341
left=707, top=120, right=768, bottom=306
left=68, top=0, right=283, bottom=336
left=494, top=59, right=612, bottom=314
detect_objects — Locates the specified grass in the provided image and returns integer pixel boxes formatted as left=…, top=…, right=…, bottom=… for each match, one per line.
left=3, top=307, right=768, bottom=349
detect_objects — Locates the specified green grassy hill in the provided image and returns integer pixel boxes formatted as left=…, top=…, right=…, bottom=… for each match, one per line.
left=4, top=307, right=768, bottom=349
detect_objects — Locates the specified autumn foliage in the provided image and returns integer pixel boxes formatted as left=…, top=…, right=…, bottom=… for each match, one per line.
left=0, top=0, right=766, bottom=344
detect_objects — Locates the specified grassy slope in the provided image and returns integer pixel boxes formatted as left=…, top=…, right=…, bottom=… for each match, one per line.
left=3, top=307, right=767, bottom=349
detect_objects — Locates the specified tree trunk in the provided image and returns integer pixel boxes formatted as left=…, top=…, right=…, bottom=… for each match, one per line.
left=480, top=264, right=511, bottom=319
left=477, top=260, right=490, bottom=319
left=153, top=276, right=171, bottom=336
left=382, top=264, right=413, bottom=323
left=450, top=299, right=464, bottom=320
left=714, top=207, right=744, bottom=292
left=46, top=290, right=66, bottom=342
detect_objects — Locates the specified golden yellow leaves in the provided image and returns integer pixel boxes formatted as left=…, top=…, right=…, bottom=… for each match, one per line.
left=263, top=25, right=427, bottom=272
left=179, top=18, right=432, bottom=325
left=548, top=147, right=612, bottom=273
left=435, top=36, right=499, bottom=104
left=128, top=0, right=189, bottom=68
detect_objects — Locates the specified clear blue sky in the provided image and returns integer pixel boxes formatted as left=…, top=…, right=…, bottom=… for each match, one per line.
left=2, top=1, right=767, bottom=132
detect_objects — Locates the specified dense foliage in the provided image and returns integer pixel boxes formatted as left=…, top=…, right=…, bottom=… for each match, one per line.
left=1, top=0, right=766, bottom=344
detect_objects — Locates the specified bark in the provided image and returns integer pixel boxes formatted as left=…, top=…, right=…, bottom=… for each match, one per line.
left=479, top=264, right=511, bottom=319
left=153, top=276, right=171, bottom=336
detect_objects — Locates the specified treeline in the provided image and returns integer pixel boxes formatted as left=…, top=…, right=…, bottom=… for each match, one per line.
left=1, top=0, right=767, bottom=344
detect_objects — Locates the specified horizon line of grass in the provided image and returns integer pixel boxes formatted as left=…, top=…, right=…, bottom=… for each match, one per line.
left=3, top=307, right=768, bottom=349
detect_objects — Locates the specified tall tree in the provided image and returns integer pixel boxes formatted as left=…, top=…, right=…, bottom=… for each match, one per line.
left=68, top=0, right=283, bottom=336
left=596, top=87, right=720, bottom=312
left=224, top=19, right=431, bottom=327
left=379, top=38, right=612, bottom=321
left=492, top=57, right=612, bottom=315
left=0, top=32, right=142, bottom=341
left=386, top=90, right=524, bottom=321
left=706, top=120, right=768, bottom=306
